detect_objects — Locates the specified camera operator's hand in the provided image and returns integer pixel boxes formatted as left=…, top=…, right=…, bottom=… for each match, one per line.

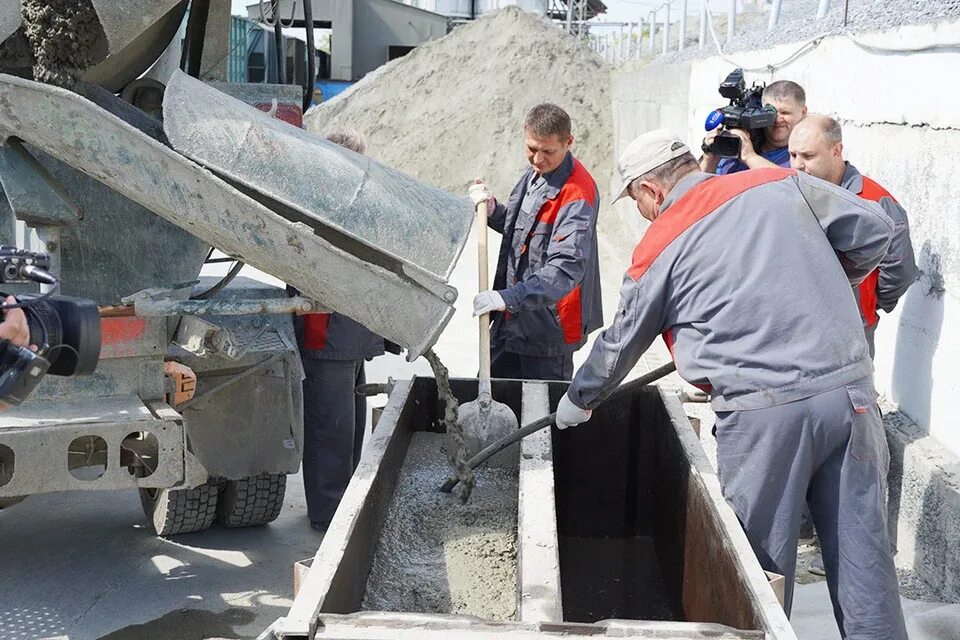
left=727, top=129, right=778, bottom=170
left=0, top=296, right=29, bottom=348
left=699, top=129, right=722, bottom=173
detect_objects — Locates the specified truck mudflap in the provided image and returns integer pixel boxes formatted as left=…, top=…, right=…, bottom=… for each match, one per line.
left=0, top=73, right=468, bottom=358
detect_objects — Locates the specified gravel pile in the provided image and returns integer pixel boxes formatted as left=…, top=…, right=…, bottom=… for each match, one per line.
left=649, top=0, right=960, bottom=65
left=305, top=6, right=614, bottom=199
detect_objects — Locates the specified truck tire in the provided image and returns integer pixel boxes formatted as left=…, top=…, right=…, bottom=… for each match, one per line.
left=216, top=472, right=286, bottom=528
left=139, top=482, right=218, bottom=536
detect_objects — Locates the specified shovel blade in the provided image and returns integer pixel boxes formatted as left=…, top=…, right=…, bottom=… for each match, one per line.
left=453, top=399, right=519, bottom=469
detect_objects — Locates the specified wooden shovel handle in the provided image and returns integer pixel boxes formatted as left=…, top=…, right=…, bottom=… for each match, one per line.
left=477, top=200, right=491, bottom=381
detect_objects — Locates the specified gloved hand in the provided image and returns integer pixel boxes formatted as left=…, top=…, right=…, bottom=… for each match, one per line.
left=473, top=290, right=506, bottom=316
left=555, top=393, right=592, bottom=430
left=468, top=180, right=495, bottom=210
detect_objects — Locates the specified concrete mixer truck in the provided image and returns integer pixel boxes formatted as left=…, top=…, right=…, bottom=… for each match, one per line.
left=0, top=0, right=472, bottom=536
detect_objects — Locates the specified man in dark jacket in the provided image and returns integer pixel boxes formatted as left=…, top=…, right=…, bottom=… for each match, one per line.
left=469, top=104, right=602, bottom=381
left=297, top=127, right=389, bottom=532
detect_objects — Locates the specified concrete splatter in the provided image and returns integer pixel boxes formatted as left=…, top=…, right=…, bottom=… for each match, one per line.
left=423, top=348, right=475, bottom=502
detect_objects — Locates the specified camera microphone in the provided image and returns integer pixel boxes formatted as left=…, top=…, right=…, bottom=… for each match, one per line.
left=704, top=110, right=725, bottom=131
left=20, top=265, right=57, bottom=285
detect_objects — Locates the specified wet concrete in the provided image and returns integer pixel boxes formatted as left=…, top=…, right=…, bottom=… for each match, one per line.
left=423, top=348, right=474, bottom=501
left=21, top=0, right=107, bottom=87
left=361, top=432, right=519, bottom=620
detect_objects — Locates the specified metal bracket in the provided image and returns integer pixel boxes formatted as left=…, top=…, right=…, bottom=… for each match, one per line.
left=173, top=315, right=240, bottom=358
left=259, top=0, right=297, bottom=28
left=0, top=139, right=83, bottom=225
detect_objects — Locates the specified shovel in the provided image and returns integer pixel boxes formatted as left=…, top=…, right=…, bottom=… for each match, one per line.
left=453, top=198, right=519, bottom=466
left=441, top=361, right=677, bottom=493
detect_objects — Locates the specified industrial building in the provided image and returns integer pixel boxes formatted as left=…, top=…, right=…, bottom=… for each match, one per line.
left=244, top=0, right=450, bottom=81
left=399, top=0, right=606, bottom=22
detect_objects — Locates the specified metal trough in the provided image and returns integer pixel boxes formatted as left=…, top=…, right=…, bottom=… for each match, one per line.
left=268, top=378, right=797, bottom=640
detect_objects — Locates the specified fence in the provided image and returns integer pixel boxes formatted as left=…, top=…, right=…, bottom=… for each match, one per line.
left=579, top=0, right=851, bottom=64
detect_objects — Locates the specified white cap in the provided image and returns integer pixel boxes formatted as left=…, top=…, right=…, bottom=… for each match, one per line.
left=614, top=129, right=691, bottom=202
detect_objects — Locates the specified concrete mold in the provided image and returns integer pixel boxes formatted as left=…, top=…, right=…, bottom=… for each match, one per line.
left=268, top=377, right=797, bottom=640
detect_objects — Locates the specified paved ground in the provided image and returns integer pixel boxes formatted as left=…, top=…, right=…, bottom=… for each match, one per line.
left=0, top=473, right=317, bottom=640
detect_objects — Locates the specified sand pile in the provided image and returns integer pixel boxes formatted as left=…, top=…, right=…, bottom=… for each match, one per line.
left=305, top=7, right=614, bottom=199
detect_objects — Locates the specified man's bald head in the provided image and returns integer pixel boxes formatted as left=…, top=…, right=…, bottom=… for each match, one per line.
left=789, top=114, right=845, bottom=184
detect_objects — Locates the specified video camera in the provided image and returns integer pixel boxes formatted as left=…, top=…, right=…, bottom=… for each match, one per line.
left=702, top=68, right=778, bottom=159
left=0, top=246, right=100, bottom=405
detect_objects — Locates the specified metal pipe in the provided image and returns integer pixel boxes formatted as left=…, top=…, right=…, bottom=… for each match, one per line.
left=302, top=0, right=316, bottom=112
left=134, top=296, right=323, bottom=318
left=662, top=2, right=670, bottom=55
left=768, top=0, right=782, bottom=30
left=619, top=23, right=625, bottom=63
left=727, top=0, right=736, bottom=44
left=272, top=0, right=286, bottom=83
left=579, top=0, right=585, bottom=39
left=699, top=1, right=707, bottom=49
left=816, top=0, right=830, bottom=19
left=183, top=0, right=211, bottom=77
left=648, top=10, right=656, bottom=52
left=679, top=0, right=688, bottom=51
left=566, top=0, right=573, bottom=33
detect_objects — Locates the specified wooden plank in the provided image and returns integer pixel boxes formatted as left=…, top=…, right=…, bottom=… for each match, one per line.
left=658, top=389, right=797, bottom=640
left=277, top=380, right=414, bottom=635
left=518, top=382, right=562, bottom=623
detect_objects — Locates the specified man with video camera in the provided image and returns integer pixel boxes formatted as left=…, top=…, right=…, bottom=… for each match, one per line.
left=0, top=296, right=30, bottom=410
left=701, top=78, right=807, bottom=174
left=0, top=296, right=29, bottom=349
left=0, top=247, right=100, bottom=408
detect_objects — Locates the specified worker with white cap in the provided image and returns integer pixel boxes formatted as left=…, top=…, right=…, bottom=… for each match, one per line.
left=555, top=128, right=907, bottom=639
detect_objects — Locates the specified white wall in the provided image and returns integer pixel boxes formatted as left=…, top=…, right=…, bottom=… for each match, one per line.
left=610, top=18, right=960, bottom=455
left=401, top=0, right=547, bottom=18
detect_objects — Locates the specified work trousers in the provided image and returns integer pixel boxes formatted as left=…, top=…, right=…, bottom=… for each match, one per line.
left=714, top=376, right=906, bottom=639
left=301, top=357, right=366, bottom=527
left=489, top=344, right=573, bottom=381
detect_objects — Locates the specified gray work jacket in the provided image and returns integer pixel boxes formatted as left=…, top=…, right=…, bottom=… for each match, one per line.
left=568, top=169, right=894, bottom=412
left=489, top=152, right=603, bottom=357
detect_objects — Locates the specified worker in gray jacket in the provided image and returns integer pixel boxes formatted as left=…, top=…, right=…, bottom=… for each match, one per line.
left=468, top=103, right=602, bottom=380
left=790, top=115, right=918, bottom=357
left=556, top=129, right=907, bottom=639
left=296, top=127, right=390, bottom=532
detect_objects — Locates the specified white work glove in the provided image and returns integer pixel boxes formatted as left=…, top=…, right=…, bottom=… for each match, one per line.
left=555, top=393, right=592, bottom=430
left=468, top=181, right=495, bottom=210
left=472, top=290, right=506, bottom=316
